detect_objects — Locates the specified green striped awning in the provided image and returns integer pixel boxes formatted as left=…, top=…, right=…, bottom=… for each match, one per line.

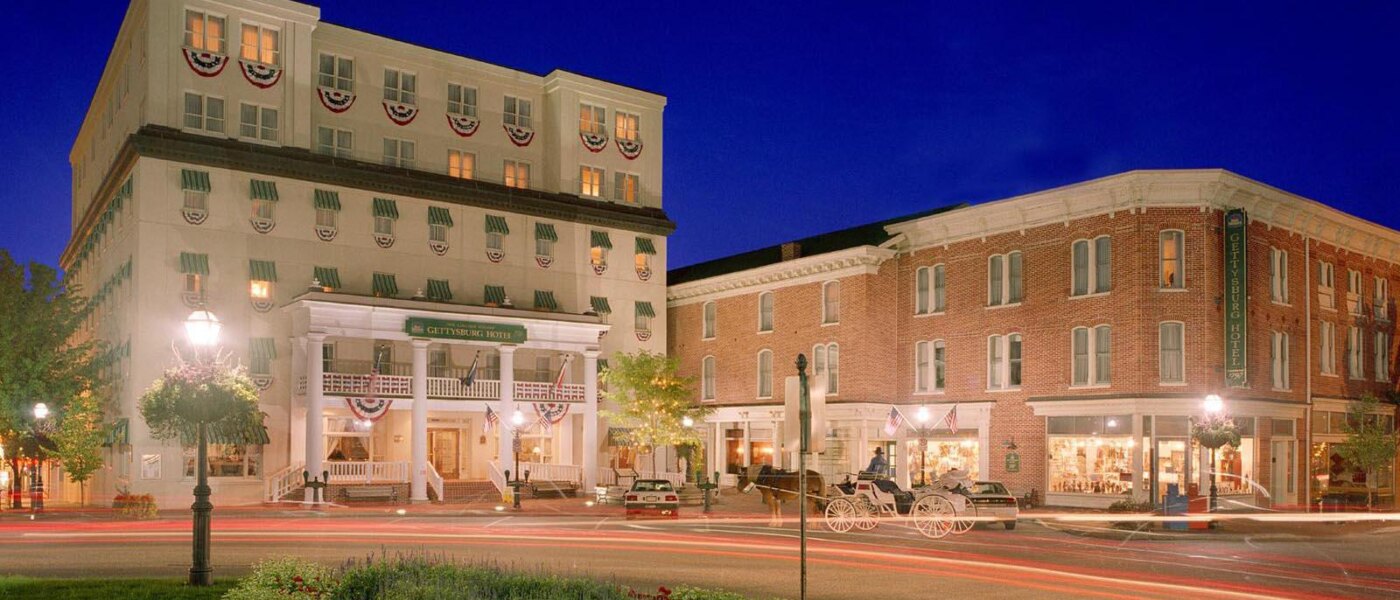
left=534, top=222, right=558, bottom=242
left=635, top=237, right=657, bottom=255
left=207, top=420, right=271, bottom=446
left=485, top=214, right=510, bottom=235
left=179, top=252, right=209, bottom=275
left=428, top=206, right=453, bottom=227
left=249, top=180, right=279, bottom=201
left=250, top=338, right=277, bottom=360
left=372, top=198, right=400, bottom=219
left=590, top=230, right=613, bottom=249
left=426, top=279, right=452, bottom=301
left=635, top=300, right=656, bottom=318
left=313, top=266, right=341, bottom=289
left=590, top=296, right=612, bottom=314
left=598, top=359, right=609, bottom=374
left=180, top=169, right=211, bottom=193
left=534, top=290, right=558, bottom=311
left=249, top=259, right=277, bottom=282
left=484, top=285, right=506, bottom=305
left=372, top=273, right=399, bottom=297
left=103, top=418, right=129, bottom=447
left=118, top=177, right=133, bottom=199
left=606, top=427, right=631, bottom=446
left=313, top=189, right=341, bottom=211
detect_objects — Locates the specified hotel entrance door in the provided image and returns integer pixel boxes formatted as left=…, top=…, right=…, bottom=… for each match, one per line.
left=429, top=429, right=460, bottom=479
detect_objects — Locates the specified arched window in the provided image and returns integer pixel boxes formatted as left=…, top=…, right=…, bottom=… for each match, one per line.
left=822, top=281, right=840, bottom=324
left=702, top=356, right=716, bottom=400
left=758, top=292, right=774, bottom=332
left=1159, top=230, right=1184, bottom=289
left=702, top=301, right=717, bottom=339
left=757, top=350, right=773, bottom=398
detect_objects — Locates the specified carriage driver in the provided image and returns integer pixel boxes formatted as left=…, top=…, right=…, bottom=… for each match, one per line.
left=865, top=447, right=888, bottom=477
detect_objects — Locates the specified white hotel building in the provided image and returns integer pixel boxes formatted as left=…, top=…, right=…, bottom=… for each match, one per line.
left=59, top=0, right=672, bottom=507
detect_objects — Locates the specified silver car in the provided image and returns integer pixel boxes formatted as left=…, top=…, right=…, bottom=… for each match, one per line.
left=964, top=481, right=1019, bottom=530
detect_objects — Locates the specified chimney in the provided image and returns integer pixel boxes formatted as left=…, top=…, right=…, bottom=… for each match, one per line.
left=780, top=242, right=802, bottom=261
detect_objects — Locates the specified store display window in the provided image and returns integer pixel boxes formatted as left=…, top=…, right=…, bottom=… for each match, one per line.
left=1047, top=415, right=1134, bottom=495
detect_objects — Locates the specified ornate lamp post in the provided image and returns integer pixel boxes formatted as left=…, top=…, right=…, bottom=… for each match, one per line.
left=508, top=409, right=526, bottom=509
left=184, top=308, right=221, bottom=586
left=913, top=406, right=933, bottom=487
left=1193, top=394, right=1237, bottom=515
left=30, top=403, right=49, bottom=513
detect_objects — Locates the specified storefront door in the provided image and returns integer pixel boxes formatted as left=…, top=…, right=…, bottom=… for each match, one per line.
left=1270, top=439, right=1294, bottom=506
left=429, top=429, right=460, bottom=479
left=1155, top=438, right=1190, bottom=503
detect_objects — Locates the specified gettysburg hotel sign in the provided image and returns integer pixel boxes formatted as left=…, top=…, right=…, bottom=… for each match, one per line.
left=405, top=318, right=528, bottom=344
left=1223, top=209, right=1248, bottom=388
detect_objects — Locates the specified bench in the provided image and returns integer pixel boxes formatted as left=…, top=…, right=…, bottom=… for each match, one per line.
left=340, top=485, right=399, bottom=503
left=614, top=468, right=639, bottom=488
left=530, top=481, right=580, bottom=498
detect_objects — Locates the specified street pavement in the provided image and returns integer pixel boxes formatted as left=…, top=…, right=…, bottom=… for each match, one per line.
left=1, top=498, right=1397, bottom=599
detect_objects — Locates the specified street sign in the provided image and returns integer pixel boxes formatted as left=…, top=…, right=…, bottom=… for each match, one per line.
left=1005, top=452, right=1021, bottom=473
left=784, top=376, right=826, bottom=454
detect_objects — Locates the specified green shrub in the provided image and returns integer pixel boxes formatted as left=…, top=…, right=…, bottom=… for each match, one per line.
left=668, top=586, right=749, bottom=600
left=223, top=556, right=339, bottom=599
left=333, top=554, right=627, bottom=600
left=1106, top=499, right=1155, bottom=513
left=113, top=490, right=158, bottom=520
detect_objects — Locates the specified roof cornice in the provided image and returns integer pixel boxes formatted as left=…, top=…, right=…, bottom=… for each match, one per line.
left=666, top=246, right=895, bottom=306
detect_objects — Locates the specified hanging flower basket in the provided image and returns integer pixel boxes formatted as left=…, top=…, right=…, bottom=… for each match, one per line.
left=1192, top=416, right=1241, bottom=450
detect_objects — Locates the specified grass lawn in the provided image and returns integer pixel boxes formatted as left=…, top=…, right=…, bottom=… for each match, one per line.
left=0, top=576, right=236, bottom=599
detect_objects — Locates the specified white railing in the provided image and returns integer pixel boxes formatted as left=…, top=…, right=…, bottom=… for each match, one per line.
left=323, top=373, right=414, bottom=397
left=325, top=460, right=410, bottom=484
left=513, top=381, right=585, bottom=402
left=265, top=461, right=305, bottom=502
left=519, top=461, right=582, bottom=484
left=426, top=462, right=444, bottom=502
left=487, top=460, right=506, bottom=495
left=596, top=467, right=685, bottom=488
left=316, top=372, right=583, bottom=402
left=425, top=377, right=501, bottom=400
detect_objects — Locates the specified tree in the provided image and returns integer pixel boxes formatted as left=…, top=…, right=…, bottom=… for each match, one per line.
left=1336, top=393, right=1399, bottom=510
left=52, top=389, right=106, bottom=504
left=0, top=251, right=105, bottom=506
left=600, top=350, right=709, bottom=474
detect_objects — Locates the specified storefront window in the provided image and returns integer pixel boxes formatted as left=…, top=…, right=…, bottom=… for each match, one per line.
left=724, top=427, right=744, bottom=474
left=749, top=427, right=776, bottom=468
left=905, top=437, right=978, bottom=486
left=817, top=426, right=854, bottom=482
left=1312, top=441, right=1395, bottom=500
left=184, top=444, right=263, bottom=478
left=1047, top=415, right=1133, bottom=495
left=1192, top=417, right=1255, bottom=496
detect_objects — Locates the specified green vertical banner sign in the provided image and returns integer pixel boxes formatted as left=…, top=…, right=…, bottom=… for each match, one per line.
left=1223, top=209, right=1249, bottom=387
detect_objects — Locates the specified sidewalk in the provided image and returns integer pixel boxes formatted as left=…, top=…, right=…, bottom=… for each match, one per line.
left=1033, top=509, right=1400, bottom=541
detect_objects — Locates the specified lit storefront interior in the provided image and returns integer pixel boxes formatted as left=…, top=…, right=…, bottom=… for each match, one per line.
left=1310, top=401, right=1396, bottom=505
left=905, top=436, right=979, bottom=486
left=1047, top=416, right=1133, bottom=497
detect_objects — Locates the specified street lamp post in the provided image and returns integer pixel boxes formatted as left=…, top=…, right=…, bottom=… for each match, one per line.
left=184, top=309, right=222, bottom=586
left=914, top=406, right=931, bottom=487
left=509, top=409, right=525, bottom=510
left=1202, top=394, right=1223, bottom=514
left=31, top=403, right=49, bottom=513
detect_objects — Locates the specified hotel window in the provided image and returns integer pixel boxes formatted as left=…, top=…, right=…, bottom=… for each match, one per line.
left=589, top=230, right=611, bottom=270
left=249, top=338, right=275, bottom=376
left=1159, top=230, right=1184, bottom=289
left=811, top=343, right=839, bottom=394
left=580, top=166, right=604, bottom=197
left=316, top=127, right=352, bottom=158
left=1159, top=322, right=1185, bottom=384
left=915, top=266, right=931, bottom=314
left=702, top=301, right=717, bottom=339
left=485, top=215, right=508, bottom=254
left=757, top=350, right=773, bottom=398
left=183, top=92, right=224, bottom=133
left=1375, top=277, right=1390, bottom=321
left=426, top=279, right=452, bottom=302
left=615, top=111, right=640, bottom=141
left=447, top=83, right=477, bottom=117
left=635, top=237, right=655, bottom=273
left=579, top=103, right=605, bottom=135
left=382, top=138, right=415, bottom=169
left=429, top=222, right=448, bottom=244
left=1376, top=332, right=1391, bottom=382
left=822, top=281, right=840, bottom=324
left=1348, top=326, right=1364, bottom=379
left=239, top=22, right=279, bottom=65
left=933, top=340, right=946, bottom=391
left=180, top=169, right=210, bottom=215
left=1072, top=325, right=1111, bottom=386
left=317, top=53, right=354, bottom=91
left=987, top=251, right=1023, bottom=306
left=1347, top=269, right=1363, bottom=315
left=185, top=442, right=262, bottom=478
left=916, top=341, right=930, bottom=392
left=635, top=301, right=655, bottom=335
left=238, top=103, right=278, bottom=143
left=448, top=150, right=474, bottom=179
left=1269, top=248, right=1289, bottom=304
left=504, top=96, right=532, bottom=128
left=702, top=356, right=716, bottom=401
left=248, top=180, right=277, bottom=226
left=1319, top=321, right=1337, bottom=375
left=179, top=252, right=208, bottom=307
left=1271, top=331, right=1290, bottom=390
left=1071, top=236, right=1111, bottom=296
left=758, top=292, right=774, bottom=332
left=1318, top=261, right=1336, bottom=310
left=383, top=68, right=416, bottom=104
left=504, top=160, right=530, bottom=189
left=534, top=222, right=556, bottom=259
left=987, top=334, right=1022, bottom=390
left=248, top=260, right=275, bottom=303
left=184, top=10, right=225, bottom=53
left=314, top=190, right=340, bottom=232
left=614, top=172, right=640, bottom=204
left=372, top=198, right=398, bottom=240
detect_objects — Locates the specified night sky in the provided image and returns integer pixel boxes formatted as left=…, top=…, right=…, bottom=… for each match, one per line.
left=4, top=2, right=1398, bottom=269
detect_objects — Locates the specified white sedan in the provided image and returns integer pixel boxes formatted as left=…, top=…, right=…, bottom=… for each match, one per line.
left=963, top=481, right=1020, bottom=529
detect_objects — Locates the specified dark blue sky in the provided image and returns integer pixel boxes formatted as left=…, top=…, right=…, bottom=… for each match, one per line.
left=5, top=1, right=1398, bottom=269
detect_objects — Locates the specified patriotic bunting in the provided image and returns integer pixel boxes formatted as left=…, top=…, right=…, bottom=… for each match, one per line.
left=317, top=86, right=356, bottom=113
left=238, top=59, right=282, bottom=88
left=617, top=138, right=643, bottom=160
left=504, top=124, right=535, bottom=147
left=183, top=48, right=228, bottom=77
left=346, top=397, right=393, bottom=422
left=383, top=100, right=418, bottom=126
left=447, top=114, right=480, bottom=137
left=580, top=131, right=609, bottom=152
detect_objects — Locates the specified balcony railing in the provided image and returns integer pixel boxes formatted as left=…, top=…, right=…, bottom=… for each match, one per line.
left=301, top=361, right=586, bottom=402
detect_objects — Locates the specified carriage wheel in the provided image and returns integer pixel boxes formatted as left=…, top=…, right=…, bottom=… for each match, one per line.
left=854, top=494, right=879, bottom=531
left=824, top=498, right=858, bottom=533
left=951, top=502, right=977, bottom=535
left=912, top=495, right=955, bottom=539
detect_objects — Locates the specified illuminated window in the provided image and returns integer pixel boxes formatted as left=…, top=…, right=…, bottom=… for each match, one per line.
left=447, top=83, right=477, bottom=117
left=589, top=231, right=609, bottom=269
left=504, top=160, right=530, bottom=189
left=579, top=103, right=605, bottom=135
left=383, top=68, right=416, bottom=104
left=317, top=53, right=354, bottom=92
left=615, top=111, right=639, bottom=142
left=251, top=199, right=273, bottom=221
left=183, top=93, right=224, bottom=133
left=1160, top=230, right=1184, bottom=289
left=238, top=103, right=278, bottom=142
left=184, top=10, right=225, bottom=53
left=580, top=166, right=604, bottom=197
left=249, top=279, right=271, bottom=300
left=504, top=96, right=532, bottom=128
left=613, top=172, right=639, bottom=204
left=239, top=23, right=279, bottom=65
left=448, top=150, right=474, bottom=179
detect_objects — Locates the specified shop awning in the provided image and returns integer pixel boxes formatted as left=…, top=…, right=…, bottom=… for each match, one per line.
left=249, top=259, right=277, bottom=282
left=635, top=237, right=657, bottom=255
left=373, top=273, right=399, bottom=297
left=250, top=180, right=279, bottom=201
left=485, top=214, right=510, bottom=235
left=635, top=301, right=656, bottom=318
left=534, top=290, right=558, bottom=311
left=590, top=296, right=612, bottom=315
left=484, top=284, right=507, bottom=305
left=207, top=420, right=271, bottom=446
left=180, top=169, right=211, bottom=193
left=535, top=222, right=558, bottom=242
left=103, top=417, right=129, bottom=447
left=607, top=427, right=632, bottom=446
left=313, top=266, right=341, bottom=289
left=314, top=189, right=341, bottom=211
left=590, top=230, right=613, bottom=249
left=372, top=198, right=400, bottom=219
left=179, top=252, right=209, bottom=275
left=428, top=206, right=453, bottom=227
left=426, top=278, right=452, bottom=301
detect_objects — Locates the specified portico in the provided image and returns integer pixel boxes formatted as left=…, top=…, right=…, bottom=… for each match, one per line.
left=285, top=291, right=608, bottom=503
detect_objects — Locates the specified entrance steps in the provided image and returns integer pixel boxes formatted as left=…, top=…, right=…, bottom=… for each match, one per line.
left=442, top=480, right=500, bottom=503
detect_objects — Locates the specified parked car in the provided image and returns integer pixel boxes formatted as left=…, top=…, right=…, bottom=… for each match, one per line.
left=963, top=481, right=1019, bottom=529
left=625, top=479, right=679, bottom=519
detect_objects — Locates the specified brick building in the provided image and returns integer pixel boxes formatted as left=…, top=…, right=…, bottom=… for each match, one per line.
left=668, top=170, right=1398, bottom=508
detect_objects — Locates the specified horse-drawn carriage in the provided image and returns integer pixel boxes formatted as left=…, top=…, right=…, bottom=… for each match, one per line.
left=822, top=472, right=972, bottom=538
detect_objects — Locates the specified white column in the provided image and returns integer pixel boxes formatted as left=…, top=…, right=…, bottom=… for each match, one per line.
left=497, top=345, right=516, bottom=477
left=1131, top=414, right=1147, bottom=502
left=582, top=351, right=599, bottom=489
left=303, top=333, right=326, bottom=504
left=289, top=337, right=307, bottom=470
left=410, top=339, right=430, bottom=503
left=854, top=419, right=869, bottom=474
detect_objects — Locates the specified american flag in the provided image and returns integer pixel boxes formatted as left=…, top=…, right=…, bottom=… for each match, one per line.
left=883, top=406, right=903, bottom=436
left=459, top=352, right=479, bottom=387
left=366, top=347, right=383, bottom=398
left=551, top=355, right=570, bottom=397
left=483, top=406, right=498, bottom=434
left=939, top=405, right=959, bottom=434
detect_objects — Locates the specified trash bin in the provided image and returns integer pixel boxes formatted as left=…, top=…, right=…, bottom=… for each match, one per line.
left=1186, top=494, right=1210, bottom=530
left=1163, top=484, right=1189, bottom=531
